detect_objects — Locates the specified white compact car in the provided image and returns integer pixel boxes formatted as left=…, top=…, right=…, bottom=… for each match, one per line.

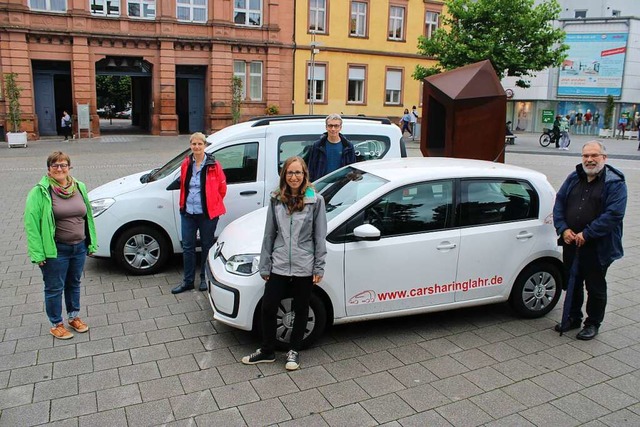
left=89, top=116, right=404, bottom=274
left=206, top=157, right=564, bottom=348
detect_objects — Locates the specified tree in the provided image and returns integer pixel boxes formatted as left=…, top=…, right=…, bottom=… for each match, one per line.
left=413, top=0, right=568, bottom=88
left=96, top=75, right=131, bottom=112
left=4, top=73, right=23, bottom=133
left=230, top=76, right=243, bottom=124
left=604, top=95, right=615, bottom=130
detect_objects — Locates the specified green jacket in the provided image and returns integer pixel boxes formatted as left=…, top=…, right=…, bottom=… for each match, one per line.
left=24, top=176, right=97, bottom=263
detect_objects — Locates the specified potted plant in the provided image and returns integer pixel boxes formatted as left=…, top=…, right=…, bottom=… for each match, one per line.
left=598, top=95, right=615, bottom=138
left=4, top=73, right=27, bottom=147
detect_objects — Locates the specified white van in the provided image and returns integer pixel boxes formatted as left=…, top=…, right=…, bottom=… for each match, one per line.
left=89, top=116, right=405, bottom=275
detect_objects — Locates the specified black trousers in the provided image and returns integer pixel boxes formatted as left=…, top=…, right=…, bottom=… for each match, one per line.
left=260, top=273, right=313, bottom=353
left=563, top=243, right=608, bottom=327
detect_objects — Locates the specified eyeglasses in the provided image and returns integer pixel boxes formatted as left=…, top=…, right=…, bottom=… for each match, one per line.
left=326, top=124, right=341, bottom=129
left=582, top=154, right=604, bottom=159
left=50, top=163, right=70, bottom=170
left=286, top=171, right=304, bottom=177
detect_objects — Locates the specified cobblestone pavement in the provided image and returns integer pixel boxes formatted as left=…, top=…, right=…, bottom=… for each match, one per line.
left=1, top=134, right=639, bottom=426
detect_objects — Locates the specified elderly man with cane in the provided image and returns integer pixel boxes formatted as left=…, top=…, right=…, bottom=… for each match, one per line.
left=552, top=141, right=626, bottom=340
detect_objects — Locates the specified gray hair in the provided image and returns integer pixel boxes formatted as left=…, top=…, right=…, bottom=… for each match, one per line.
left=583, top=140, right=607, bottom=155
left=325, top=113, right=342, bottom=125
left=190, top=132, right=206, bottom=144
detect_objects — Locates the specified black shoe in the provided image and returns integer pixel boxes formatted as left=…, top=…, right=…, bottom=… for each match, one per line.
left=576, top=325, right=599, bottom=340
left=554, top=319, right=582, bottom=333
left=285, top=350, right=300, bottom=371
left=171, top=283, right=194, bottom=294
left=198, top=281, right=208, bottom=292
left=241, top=348, right=276, bottom=365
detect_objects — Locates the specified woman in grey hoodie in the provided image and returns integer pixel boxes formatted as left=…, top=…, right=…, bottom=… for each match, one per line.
left=242, top=156, right=327, bottom=371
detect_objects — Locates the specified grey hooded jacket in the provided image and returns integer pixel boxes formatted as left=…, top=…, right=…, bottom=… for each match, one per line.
left=258, top=187, right=327, bottom=277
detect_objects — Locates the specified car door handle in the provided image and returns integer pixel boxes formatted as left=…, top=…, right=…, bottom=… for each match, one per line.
left=436, top=242, right=457, bottom=250
left=240, top=191, right=258, bottom=196
left=516, top=231, right=534, bottom=240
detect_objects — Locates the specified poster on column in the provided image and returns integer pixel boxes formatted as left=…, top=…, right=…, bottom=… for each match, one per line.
left=557, top=33, right=628, bottom=97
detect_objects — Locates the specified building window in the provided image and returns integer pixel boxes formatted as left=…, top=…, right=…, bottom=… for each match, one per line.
left=30, top=0, right=66, bottom=12
left=128, top=0, right=155, bottom=18
left=574, top=9, right=587, bottom=18
left=347, top=66, right=365, bottom=104
left=385, top=69, right=402, bottom=105
left=307, top=64, right=326, bottom=103
left=425, top=11, right=439, bottom=39
left=177, top=0, right=207, bottom=22
left=91, top=0, right=120, bottom=16
left=234, top=61, right=263, bottom=101
left=234, top=0, right=262, bottom=26
left=309, top=0, right=327, bottom=33
left=350, top=1, right=367, bottom=37
left=388, top=6, right=405, bottom=41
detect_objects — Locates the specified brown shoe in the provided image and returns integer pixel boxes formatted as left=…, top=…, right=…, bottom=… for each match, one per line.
left=68, top=317, right=89, bottom=333
left=50, top=323, right=74, bottom=340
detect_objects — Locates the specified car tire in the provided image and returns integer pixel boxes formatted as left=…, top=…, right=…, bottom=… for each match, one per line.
left=509, top=262, right=561, bottom=318
left=114, top=225, right=170, bottom=275
left=253, top=293, right=327, bottom=351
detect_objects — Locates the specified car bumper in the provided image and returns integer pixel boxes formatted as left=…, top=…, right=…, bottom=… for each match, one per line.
left=205, top=254, right=263, bottom=332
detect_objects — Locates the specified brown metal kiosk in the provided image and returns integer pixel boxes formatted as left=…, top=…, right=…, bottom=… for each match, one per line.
left=420, top=60, right=507, bottom=163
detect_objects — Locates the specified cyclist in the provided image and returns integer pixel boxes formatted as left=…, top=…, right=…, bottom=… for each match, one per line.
left=553, top=115, right=562, bottom=148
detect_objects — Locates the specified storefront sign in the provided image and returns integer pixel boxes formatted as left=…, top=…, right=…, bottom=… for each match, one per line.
left=541, top=110, right=555, bottom=124
left=557, top=33, right=628, bottom=97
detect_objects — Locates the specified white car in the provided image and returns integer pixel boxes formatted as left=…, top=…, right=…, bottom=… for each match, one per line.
left=89, top=116, right=405, bottom=274
left=206, top=157, right=564, bottom=348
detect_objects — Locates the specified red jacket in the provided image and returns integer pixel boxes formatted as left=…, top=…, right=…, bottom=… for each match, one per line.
left=179, top=153, right=227, bottom=220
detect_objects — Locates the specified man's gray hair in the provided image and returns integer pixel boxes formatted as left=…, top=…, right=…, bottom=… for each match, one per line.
left=583, top=140, right=607, bottom=155
left=325, top=113, right=342, bottom=125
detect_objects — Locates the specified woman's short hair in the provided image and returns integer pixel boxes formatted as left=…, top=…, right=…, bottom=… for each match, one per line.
left=47, top=151, right=71, bottom=168
left=190, top=132, right=207, bottom=144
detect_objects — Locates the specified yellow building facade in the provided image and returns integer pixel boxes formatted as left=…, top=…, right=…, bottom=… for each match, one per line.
left=293, top=0, right=443, bottom=120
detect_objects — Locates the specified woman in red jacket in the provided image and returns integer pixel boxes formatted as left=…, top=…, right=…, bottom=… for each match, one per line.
left=172, top=132, right=227, bottom=294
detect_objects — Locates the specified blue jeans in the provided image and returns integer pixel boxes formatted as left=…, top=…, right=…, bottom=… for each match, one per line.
left=181, top=213, right=218, bottom=286
left=40, top=242, right=87, bottom=326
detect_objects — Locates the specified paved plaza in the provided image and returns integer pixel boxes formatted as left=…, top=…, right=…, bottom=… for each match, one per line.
left=0, top=131, right=639, bottom=426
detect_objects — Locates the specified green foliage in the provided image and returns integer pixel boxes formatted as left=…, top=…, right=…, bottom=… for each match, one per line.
left=414, top=0, right=568, bottom=88
left=265, top=104, right=279, bottom=115
left=604, top=95, right=615, bottom=129
left=231, top=76, right=243, bottom=124
left=4, top=73, right=23, bottom=133
left=96, top=75, right=132, bottom=112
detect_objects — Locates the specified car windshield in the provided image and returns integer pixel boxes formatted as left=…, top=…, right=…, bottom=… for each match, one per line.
left=316, top=167, right=388, bottom=221
left=147, top=148, right=191, bottom=182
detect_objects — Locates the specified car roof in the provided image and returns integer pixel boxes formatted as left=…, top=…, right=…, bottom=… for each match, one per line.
left=206, top=117, right=399, bottom=145
left=353, top=157, right=547, bottom=182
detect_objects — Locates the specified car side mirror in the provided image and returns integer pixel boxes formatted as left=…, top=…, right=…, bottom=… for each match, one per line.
left=353, top=224, right=381, bottom=241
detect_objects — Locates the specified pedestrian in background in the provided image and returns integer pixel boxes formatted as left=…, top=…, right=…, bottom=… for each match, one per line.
left=242, top=156, right=327, bottom=371
left=410, top=105, right=419, bottom=139
left=553, top=115, right=562, bottom=148
left=553, top=141, right=626, bottom=340
left=400, top=108, right=412, bottom=136
left=172, top=132, right=227, bottom=294
left=307, top=113, right=355, bottom=182
left=559, top=115, right=570, bottom=150
left=61, top=110, right=72, bottom=141
left=24, top=151, right=97, bottom=339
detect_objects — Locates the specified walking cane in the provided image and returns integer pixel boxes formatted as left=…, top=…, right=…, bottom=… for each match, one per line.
left=559, top=248, right=579, bottom=336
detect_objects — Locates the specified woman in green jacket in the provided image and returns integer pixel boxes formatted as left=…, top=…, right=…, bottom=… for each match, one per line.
left=24, top=151, right=97, bottom=340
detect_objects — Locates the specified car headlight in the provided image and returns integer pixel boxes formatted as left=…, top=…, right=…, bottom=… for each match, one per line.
left=225, top=254, right=260, bottom=276
left=90, top=198, right=115, bottom=217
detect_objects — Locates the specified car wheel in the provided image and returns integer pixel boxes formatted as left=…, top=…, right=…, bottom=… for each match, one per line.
left=114, top=225, right=170, bottom=275
left=509, top=262, right=561, bottom=318
left=253, top=293, right=327, bottom=351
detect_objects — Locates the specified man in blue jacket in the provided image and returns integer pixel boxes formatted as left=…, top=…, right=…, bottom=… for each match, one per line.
left=553, top=141, right=627, bottom=340
left=307, top=113, right=356, bottom=182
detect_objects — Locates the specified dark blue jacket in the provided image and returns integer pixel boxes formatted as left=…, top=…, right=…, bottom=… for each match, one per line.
left=553, top=164, right=626, bottom=267
left=307, top=133, right=356, bottom=182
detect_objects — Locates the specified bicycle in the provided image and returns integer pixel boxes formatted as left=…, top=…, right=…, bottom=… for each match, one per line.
left=539, top=128, right=569, bottom=147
